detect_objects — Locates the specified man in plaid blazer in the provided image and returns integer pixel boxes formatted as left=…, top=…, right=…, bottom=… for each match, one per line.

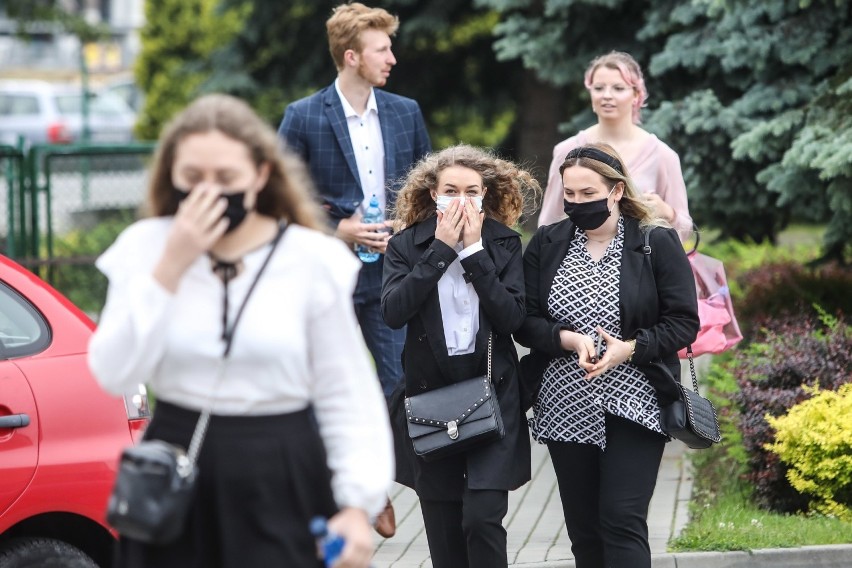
left=278, top=3, right=431, bottom=400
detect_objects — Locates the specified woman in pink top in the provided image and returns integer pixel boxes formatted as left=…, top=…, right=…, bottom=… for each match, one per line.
left=538, top=51, right=693, bottom=241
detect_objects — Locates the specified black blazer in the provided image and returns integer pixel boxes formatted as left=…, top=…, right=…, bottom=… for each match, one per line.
left=515, top=216, right=699, bottom=392
left=382, top=216, right=531, bottom=497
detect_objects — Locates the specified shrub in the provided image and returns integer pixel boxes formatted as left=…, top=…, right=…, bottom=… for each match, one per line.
left=766, top=384, right=852, bottom=521
left=49, top=213, right=134, bottom=315
left=733, top=316, right=852, bottom=513
left=734, top=262, right=852, bottom=339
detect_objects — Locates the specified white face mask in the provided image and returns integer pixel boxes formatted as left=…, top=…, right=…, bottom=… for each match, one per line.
left=435, top=195, right=483, bottom=213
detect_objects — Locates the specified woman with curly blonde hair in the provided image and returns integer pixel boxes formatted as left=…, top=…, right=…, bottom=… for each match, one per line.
left=381, top=144, right=539, bottom=568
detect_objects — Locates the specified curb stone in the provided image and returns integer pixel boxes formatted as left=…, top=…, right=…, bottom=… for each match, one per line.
left=507, top=544, right=852, bottom=567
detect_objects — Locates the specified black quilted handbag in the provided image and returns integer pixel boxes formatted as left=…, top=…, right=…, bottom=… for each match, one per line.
left=404, top=335, right=505, bottom=461
left=660, top=346, right=722, bottom=449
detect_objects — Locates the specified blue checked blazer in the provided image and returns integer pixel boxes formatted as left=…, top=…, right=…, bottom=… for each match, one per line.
left=278, top=83, right=431, bottom=225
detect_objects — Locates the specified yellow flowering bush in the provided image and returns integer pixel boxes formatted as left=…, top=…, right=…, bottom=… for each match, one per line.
left=765, top=384, right=852, bottom=521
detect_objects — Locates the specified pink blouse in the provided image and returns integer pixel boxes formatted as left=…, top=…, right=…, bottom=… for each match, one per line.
left=538, top=130, right=693, bottom=241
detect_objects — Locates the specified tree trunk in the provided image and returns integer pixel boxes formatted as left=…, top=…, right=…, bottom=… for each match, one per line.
left=513, top=69, right=565, bottom=232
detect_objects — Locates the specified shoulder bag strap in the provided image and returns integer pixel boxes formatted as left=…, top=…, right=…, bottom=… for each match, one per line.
left=184, top=222, right=288, bottom=467
left=643, top=227, right=700, bottom=395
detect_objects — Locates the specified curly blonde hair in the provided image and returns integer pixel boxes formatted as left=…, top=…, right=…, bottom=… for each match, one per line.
left=558, top=142, right=668, bottom=229
left=392, top=144, right=541, bottom=230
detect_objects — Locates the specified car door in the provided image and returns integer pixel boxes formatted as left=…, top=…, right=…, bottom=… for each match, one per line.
left=0, top=360, right=38, bottom=516
left=0, top=278, right=47, bottom=516
left=0, top=278, right=49, bottom=516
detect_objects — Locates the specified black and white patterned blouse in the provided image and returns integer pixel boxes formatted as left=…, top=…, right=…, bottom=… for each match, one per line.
left=530, top=216, right=662, bottom=449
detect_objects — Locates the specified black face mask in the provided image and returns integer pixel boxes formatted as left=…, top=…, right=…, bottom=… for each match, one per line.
left=563, top=186, right=615, bottom=231
left=174, top=189, right=249, bottom=233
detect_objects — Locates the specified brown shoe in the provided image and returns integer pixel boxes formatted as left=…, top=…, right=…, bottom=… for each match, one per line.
left=375, top=498, right=396, bottom=538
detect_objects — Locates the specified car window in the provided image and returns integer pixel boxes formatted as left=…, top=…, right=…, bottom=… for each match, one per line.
left=0, top=282, right=51, bottom=358
left=55, top=94, right=82, bottom=115
left=0, top=94, right=40, bottom=116
left=91, top=92, right=134, bottom=116
left=54, top=92, right=132, bottom=117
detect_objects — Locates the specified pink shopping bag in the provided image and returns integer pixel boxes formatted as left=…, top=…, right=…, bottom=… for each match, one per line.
left=678, top=249, right=743, bottom=358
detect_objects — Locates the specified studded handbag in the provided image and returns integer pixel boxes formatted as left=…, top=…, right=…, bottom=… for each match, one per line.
left=404, top=334, right=505, bottom=461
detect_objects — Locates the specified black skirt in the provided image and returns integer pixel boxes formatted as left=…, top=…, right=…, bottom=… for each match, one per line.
left=114, top=401, right=337, bottom=568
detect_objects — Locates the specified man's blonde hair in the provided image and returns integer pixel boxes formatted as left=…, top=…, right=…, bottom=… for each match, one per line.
left=326, top=3, right=399, bottom=71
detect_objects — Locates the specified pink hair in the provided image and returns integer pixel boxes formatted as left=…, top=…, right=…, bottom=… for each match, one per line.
left=583, top=51, right=648, bottom=125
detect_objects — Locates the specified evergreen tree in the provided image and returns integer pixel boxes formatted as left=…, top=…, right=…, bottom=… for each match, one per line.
left=478, top=0, right=851, bottom=260
left=134, top=0, right=248, bottom=140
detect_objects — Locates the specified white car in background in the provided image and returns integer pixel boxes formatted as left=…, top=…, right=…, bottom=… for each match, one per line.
left=0, top=79, right=137, bottom=147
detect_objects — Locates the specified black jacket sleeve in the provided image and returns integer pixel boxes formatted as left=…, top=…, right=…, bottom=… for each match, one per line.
left=513, top=228, right=568, bottom=356
left=381, top=234, right=457, bottom=330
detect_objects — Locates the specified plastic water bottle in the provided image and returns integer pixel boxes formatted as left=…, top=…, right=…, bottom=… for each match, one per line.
left=310, top=516, right=345, bottom=567
left=356, top=194, right=383, bottom=263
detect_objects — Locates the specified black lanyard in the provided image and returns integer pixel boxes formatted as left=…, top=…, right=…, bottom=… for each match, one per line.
left=211, top=222, right=287, bottom=358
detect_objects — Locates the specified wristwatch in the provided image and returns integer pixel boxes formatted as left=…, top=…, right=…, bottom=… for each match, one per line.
left=626, top=339, right=637, bottom=363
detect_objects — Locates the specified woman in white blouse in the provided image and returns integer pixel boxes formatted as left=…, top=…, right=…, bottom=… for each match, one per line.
left=381, top=145, right=539, bottom=568
left=88, top=94, right=392, bottom=568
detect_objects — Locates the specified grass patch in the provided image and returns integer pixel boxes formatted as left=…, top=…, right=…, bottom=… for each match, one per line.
left=671, top=485, right=852, bottom=551
left=670, top=349, right=852, bottom=552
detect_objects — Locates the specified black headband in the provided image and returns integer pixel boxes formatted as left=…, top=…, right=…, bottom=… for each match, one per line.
left=564, top=147, right=624, bottom=175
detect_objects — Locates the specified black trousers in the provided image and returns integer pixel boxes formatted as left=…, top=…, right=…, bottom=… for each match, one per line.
left=115, top=401, right=336, bottom=568
left=546, top=413, right=666, bottom=568
left=420, top=486, right=509, bottom=568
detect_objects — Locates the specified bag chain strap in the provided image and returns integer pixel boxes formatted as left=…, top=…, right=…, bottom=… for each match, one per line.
left=182, top=222, right=287, bottom=471
left=486, top=332, right=492, bottom=382
left=686, top=345, right=699, bottom=394
left=644, top=227, right=701, bottom=396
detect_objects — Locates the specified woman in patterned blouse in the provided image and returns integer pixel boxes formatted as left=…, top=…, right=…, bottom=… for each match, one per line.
left=515, top=143, right=699, bottom=568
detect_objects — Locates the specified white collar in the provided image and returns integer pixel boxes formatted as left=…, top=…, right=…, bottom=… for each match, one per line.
left=334, top=78, right=378, bottom=119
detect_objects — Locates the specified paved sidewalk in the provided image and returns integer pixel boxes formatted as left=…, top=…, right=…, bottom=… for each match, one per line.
left=371, top=353, right=852, bottom=567
left=372, top=438, right=690, bottom=567
left=373, top=438, right=852, bottom=567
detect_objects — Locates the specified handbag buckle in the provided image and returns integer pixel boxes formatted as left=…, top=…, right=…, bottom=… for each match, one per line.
left=176, top=454, right=193, bottom=478
left=447, top=420, right=459, bottom=440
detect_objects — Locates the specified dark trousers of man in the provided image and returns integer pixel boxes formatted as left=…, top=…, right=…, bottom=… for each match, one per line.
left=420, top=486, right=509, bottom=568
left=354, top=258, right=406, bottom=398
left=547, top=413, right=666, bottom=568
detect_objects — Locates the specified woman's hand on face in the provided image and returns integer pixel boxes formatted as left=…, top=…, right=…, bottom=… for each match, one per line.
left=327, top=507, right=374, bottom=568
left=582, top=326, right=633, bottom=380
left=461, top=197, right=484, bottom=248
left=435, top=198, right=464, bottom=247
left=154, top=184, right=228, bottom=292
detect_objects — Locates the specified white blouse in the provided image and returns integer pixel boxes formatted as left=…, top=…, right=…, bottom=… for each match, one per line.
left=437, top=240, right=483, bottom=355
left=88, top=218, right=393, bottom=517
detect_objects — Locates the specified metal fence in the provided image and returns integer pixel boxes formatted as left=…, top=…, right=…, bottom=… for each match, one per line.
left=2, top=142, right=155, bottom=315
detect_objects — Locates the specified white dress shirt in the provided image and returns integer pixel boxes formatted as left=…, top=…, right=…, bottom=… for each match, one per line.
left=437, top=240, right=484, bottom=355
left=335, top=79, right=386, bottom=215
left=88, top=218, right=393, bottom=516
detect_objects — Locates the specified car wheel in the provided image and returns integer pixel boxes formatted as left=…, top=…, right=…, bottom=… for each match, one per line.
left=0, top=537, right=99, bottom=567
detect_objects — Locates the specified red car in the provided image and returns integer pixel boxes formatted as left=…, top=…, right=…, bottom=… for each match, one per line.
left=0, top=255, right=149, bottom=567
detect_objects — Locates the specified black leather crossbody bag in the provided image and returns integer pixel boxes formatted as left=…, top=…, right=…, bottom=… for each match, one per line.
left=640, top=229, right=721, bottom=450
left=106, top=222, right=287, bottom=544
left=658, top=346, right=722, bottom=449
left=404, top=334, right=505, bottom=461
